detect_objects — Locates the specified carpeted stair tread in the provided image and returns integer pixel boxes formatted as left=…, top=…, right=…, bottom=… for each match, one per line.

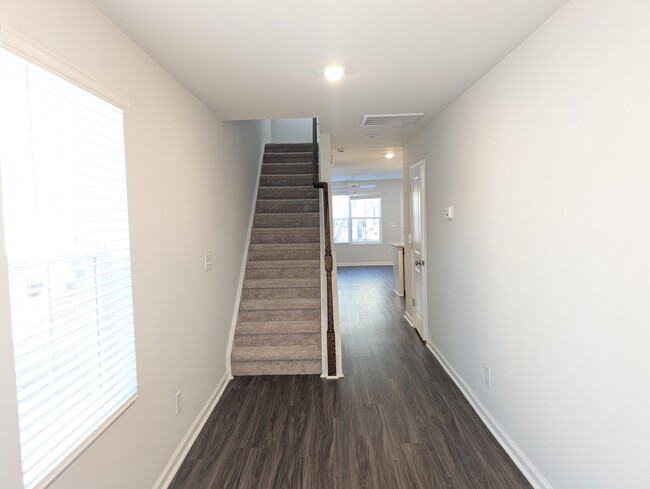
left=255, top=199, right=319, bottom=214
left=243, top=278, right=320, bottom=289
left=245, top=267, right=318, bottom=279
left=239, top=298, right=320, bottom=311
left=247, top=245, right=321, bottom=263
left=238, top=309, right=320, bottom=322
left=253, top=212, right=320, bottom=228
left=234, top=332, right=320, bottom=347
left=257, top=187, right=319, bottom=200
left=261, top=163, right=313, bottom=174
left=251, top=227, right=320, bottom=245
left=248, top=248, right=319, bottom=261
left=231, top=360, right=321, bottom=376
left=232, top=344, right=321, bottom=362
left=263, top=153, right=313, bottom=163
left=264, top=143, right=313, bottom=153
left=259, top=174, right=313, bottom=187
left=246, top=259, right=319, bottom=269
left=248, top=243, right=320, bottom=251
left=242, top=287, right=319, bottom=300
left=236, top=320, right=320, bottom=335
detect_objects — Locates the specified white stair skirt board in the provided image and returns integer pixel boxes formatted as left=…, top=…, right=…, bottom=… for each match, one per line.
left=336, top=261, right=392, bottom=267
left=152, top=372, right=230, bottom=489
left=226, top=145, right=266, bottom=378
left=425, top=340, right=552, bottom=489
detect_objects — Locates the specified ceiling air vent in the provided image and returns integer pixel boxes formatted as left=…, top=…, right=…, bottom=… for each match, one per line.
left=360, top=113, right=425, bottom=126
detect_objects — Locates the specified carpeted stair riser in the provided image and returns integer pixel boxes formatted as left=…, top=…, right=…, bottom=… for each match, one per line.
left=234, top=332, right=320, bottom=347
left=245, top=259, right=319, bottom=269
left=263, top=153, right=312, bottom=163
left=249, top=243, right=319, bottom=251
left=240, top=298, right=320, bottom=311
left=242, top=287, right=320, bottom=300
left=243, top=278, right=320, bottom=289
left=257, top=187, right=319, bottom=200
left=245, top=267, right=318, bottom=279
left=255, top=199, right=319, bottom=214
left=237, top=320, right=320, bottom=335
left=232, top=344, right=320, bottom=362
left=265, top=143, right=313, bottom=153
left=254, top=213, right=319, bottom=228
left=259, top=174, right=313, bottom=187
left=231, top=360, right=321, bottom=376
left=239, top=309, right=320, bottom=322
left=250, top=228, right=320, bottom=244
left=261, top=163, right=313, bottom=175
left=248, top=248, right=319, bottom=261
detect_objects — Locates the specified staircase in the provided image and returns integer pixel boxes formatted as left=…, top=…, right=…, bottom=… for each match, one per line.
left=231, top=143, right=322, bottom=376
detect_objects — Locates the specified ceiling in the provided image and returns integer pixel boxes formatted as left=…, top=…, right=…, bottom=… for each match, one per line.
left=89, top=0, right=569, bottom=179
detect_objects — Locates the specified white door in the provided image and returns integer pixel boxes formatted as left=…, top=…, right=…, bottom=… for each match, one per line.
left=410, top=160, right=427, bottom=341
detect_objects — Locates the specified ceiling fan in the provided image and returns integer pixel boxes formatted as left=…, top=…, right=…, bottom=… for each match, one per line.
left=342, top=178, right=377, bottom=192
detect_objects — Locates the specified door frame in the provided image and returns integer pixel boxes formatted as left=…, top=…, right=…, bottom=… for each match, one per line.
left=409, top=159, right=428, bottom=343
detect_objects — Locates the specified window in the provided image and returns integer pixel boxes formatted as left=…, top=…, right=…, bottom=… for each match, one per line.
left=333, top=193, right=382, bottom=244
left=0, top=48, right=137, bottom=489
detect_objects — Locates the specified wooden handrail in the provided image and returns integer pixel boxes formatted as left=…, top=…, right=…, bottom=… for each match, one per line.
left=312, top=118, right=336, bottom=377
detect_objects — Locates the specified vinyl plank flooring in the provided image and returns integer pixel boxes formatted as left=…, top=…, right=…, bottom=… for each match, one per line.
left=168, top=265, right=532, bottom=489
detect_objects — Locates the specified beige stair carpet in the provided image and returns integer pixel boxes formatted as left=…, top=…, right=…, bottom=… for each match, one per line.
left=231, top=143, right=322, bottom=376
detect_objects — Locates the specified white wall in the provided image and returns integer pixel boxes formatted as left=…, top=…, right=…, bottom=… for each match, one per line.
left=334, top=179, right=403, bottom=266
left=404, top=1, right=650, bottom=488
left=270, top=118, right=311, bottom=143
left=0, top=1, right=269, bottom=488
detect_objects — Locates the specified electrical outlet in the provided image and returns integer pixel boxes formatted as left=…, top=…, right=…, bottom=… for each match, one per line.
left=485, top=365, right=491, bottom=387
left=175, top=390, right=182, bottom=415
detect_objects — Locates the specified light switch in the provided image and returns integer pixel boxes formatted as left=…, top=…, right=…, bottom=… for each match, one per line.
left=445, top=206, right=454, bottom=220
left=204, top=254, right=213, bottom=272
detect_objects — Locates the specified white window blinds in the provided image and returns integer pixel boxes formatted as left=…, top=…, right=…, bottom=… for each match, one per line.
left=0, top=48, right=138, bottom=489
left=333, top=192, right=382, bottom=244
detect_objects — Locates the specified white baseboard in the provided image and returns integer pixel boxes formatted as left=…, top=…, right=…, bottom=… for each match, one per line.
left=425, top=340, right=552, bottom=489
left=152, top=372, right=230, bottom=489
left=403, top=311, right=414, bottom=328
left=336, top=261, right=392, bottom=267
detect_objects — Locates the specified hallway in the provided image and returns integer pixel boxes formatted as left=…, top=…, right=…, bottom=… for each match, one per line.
left=169, top=266, right=531, bottom=488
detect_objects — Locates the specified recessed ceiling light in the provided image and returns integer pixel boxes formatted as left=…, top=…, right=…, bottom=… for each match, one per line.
left=365, top=134, right=379, bottom=139
left=324, top=66, right=344, bottom=82
left=385, top=153, right=395, bottom=159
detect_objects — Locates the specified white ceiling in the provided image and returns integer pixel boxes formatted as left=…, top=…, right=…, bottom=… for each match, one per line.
left=89, top=0, right=569, bottom=179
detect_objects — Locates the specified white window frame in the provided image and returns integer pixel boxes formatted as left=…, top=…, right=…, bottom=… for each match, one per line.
left=0, top=30, right=136, bottom=489
left=333, top=192, right=382, bottom=245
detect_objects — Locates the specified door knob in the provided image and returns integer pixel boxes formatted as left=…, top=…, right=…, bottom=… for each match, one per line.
left=415, top=260, right=425, bottom=266
left=415, top=260, right=421, bottom=266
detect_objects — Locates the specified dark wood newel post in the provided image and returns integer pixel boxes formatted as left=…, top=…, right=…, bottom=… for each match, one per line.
left=312, top=118, right=336, bottom=377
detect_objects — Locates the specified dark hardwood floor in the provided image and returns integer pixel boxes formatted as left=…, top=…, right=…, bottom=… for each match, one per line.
left=169, top=265, right=532, bottom=488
